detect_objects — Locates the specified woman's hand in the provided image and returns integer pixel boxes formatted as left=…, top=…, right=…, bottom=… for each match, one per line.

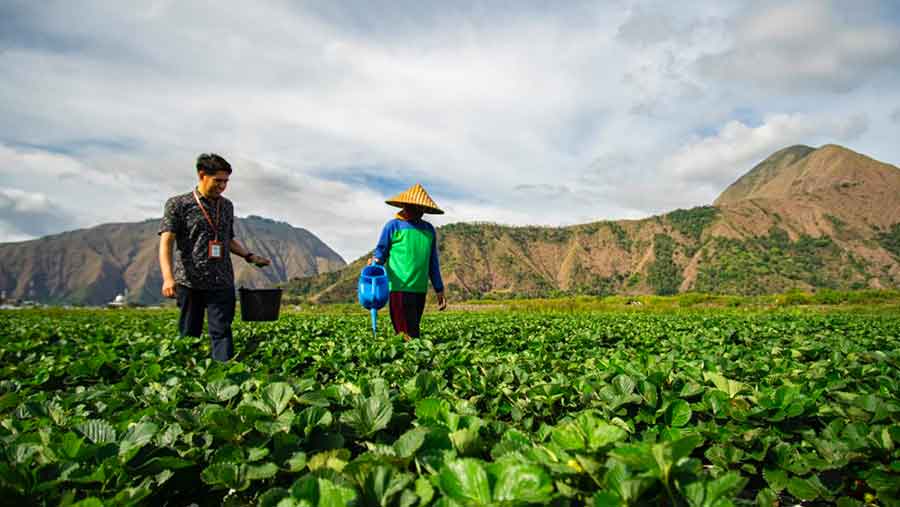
left=436, top=292, right=447, bottom=311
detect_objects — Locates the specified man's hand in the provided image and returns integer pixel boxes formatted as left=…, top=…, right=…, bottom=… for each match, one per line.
left=248, top=254, right=271, bottom=267
left=436, top=292, right=447, bottom=311
left=159, top=232, right=176, bottom=298
left=161, top=277, right=176, bottom=299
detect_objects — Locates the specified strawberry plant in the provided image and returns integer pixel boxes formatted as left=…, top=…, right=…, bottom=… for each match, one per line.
left=0, top=308, right=898, bottom=506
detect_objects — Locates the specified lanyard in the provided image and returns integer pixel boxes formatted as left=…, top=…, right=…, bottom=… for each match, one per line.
left=192, top=189, right=221, bottom=241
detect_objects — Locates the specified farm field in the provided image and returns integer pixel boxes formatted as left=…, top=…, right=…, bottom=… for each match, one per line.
left=1, top=307, right=899, bottom=506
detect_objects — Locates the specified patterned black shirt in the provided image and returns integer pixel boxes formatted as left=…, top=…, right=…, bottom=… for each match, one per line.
left=159, top=190, right=236, bottom=289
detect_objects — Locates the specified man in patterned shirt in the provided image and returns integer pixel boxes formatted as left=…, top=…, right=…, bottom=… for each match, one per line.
left=158, top=153, right=271, bottom=361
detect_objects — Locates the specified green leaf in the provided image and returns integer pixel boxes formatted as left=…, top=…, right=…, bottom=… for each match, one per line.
left=593, top=491, right=624, bottom=507
left=247, top=462, right=279, bottom=480
left=0, top=392, right=18, bottom=411
left=666, top=400, right=692, bottom=427
left=340, top=396, right=393, bottom=437
left=755, top=488, right=778, bottom=507
left=670, top=434, right=703, bottom=462
left=394, top=427, right=428, bottom=458
left=207, top=379, right=241, bottom=401
left=416, top=398, right=451, bottom=423
left=291, top=475, right=320, bottom=503
left=59, top=432, right=84, bottom=460
left=762, top=468, right=788, bottom=492
left=204, top=407, right=244, bottom=441
left=866, top=470, right=900, bottom=492
left=297, top=407, right=333, bottom=436
left=609, top=444, right=657, bottom=471
left=585, top=419, right=628, bottom=450
left=318, top=477, right=357, bottom=507
left=77, top=419, right=117, bottom=444
left=157, top=423, right=184, bottom=447
left=256, top=409, right=295, bottom=435
left=439, top=459, right=492, bottom=506
left=285, top=451, right=307, bottom=472
left=403, top=371, right=444, bottom=401
left=604, top=463, right=654, bottom=503
left=613, top=374, right=636, bottom=396
left=110, top=477, right=153, bottom=505
left=263, top=382, right=295, bottom=416
left=786, top=476, right=823, bottom=501
left=704, top=371, right=745, bottom=399
left=308, top=449, right=350, bottom=472
left=248, top=447, right=270, bottom=462
left=551, top=421, right=585, bottom=451
left=73, top=498, right=104, bottom=507
left=135, top=456, right=194, bottom=474
left=491, top=462, right=553, bottom=504
left=119, top=422, right=159, bottom=462
left=201, top=462, right=250, bottom=491
left=450, top=428, right=481, bottom=456
left=14, top=443, right=42, bottom=465
left=259, top=487, right=292, bottom=507
left=683, top=471, right=747, bottom=506
left=415, top=476, right=435, bottom=505
left=551, top=413, right=626, bottom=452
left=360, top=465, right=413, bottom=507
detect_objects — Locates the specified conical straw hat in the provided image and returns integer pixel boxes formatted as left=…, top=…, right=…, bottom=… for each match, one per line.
left=385, top=183, right=444, bottom=214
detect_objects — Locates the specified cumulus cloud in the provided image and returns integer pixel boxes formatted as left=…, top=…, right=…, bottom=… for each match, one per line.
left=1, top=2, right=899, bottom=258
left=663, top=113, right=869, bottom=185
left=696, top=0, right=900, bottom=92
left=0, top=187, right=74, bottom=241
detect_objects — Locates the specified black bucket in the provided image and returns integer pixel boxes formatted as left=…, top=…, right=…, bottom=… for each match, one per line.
left=239, top=288, right=283, bottom=321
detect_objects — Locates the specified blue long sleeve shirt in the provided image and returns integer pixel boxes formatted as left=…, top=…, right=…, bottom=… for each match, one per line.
left=373, top=217, right=444, bottom=293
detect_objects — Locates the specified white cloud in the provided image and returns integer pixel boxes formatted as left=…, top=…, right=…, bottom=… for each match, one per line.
left=663, top=113, right=869, bottom=185
left=697, top=0, right=900, bottom=92
left=0, top=186, right=73, bottom=241
left=0, top=1, right=899, bottom=259
left=0, top=188, right=51, bottom=213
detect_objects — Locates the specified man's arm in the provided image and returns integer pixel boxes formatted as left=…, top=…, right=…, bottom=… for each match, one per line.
left=230, top=238, right=271, bottom=267
left=159, top=232, right=177, bottom=298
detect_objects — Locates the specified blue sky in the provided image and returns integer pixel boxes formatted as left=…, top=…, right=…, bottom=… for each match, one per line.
left=1, top=0, right=899, bottom=260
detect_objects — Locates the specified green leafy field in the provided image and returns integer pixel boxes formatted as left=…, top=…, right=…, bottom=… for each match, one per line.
left=2, top=308, right=899, bottom=506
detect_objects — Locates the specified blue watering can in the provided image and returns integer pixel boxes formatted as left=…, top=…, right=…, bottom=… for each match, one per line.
left=358, top=264, right=389, bottom=337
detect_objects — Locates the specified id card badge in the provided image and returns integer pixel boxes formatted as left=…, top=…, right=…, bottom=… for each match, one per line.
left=208, top=240, right=223, bottom=260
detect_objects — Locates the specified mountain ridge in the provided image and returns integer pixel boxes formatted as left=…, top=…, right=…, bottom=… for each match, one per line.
left=287, top=144, right=900, bottom=302
left=0, top=215, right=346, bottom=305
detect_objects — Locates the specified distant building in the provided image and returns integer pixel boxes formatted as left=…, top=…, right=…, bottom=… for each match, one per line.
left=107, top=288, right=129, bottom=308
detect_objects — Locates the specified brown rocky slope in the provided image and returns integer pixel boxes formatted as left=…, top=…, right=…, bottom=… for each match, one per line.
left=288, top=144, right=900, bottom=302
left=0, top=215, right=345, bottom=305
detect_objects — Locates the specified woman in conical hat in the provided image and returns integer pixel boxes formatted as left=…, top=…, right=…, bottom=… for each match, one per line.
left=370, top=183, right=447, bottom=340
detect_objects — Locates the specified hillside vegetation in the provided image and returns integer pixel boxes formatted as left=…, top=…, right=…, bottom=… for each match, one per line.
left=287, top=144, right=900, bottom=302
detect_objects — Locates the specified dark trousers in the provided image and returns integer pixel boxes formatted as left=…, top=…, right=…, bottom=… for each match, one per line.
left=389, top=291, right=427, bottom=338
left=176, top=284, right=236, bottom=362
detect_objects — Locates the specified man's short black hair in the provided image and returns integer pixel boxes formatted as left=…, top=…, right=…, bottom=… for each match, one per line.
left=196, top=153, right=232, bottom=175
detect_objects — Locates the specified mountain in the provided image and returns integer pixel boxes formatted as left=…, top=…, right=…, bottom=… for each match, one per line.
left=288, top=144, right=900, bottom=302
left=0, top=215, right=345, bottom=305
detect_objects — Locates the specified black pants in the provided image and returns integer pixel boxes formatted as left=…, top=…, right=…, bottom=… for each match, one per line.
left=176, top=284, right=236, bottom=362
left=389, top=291, right=427, bottom=338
